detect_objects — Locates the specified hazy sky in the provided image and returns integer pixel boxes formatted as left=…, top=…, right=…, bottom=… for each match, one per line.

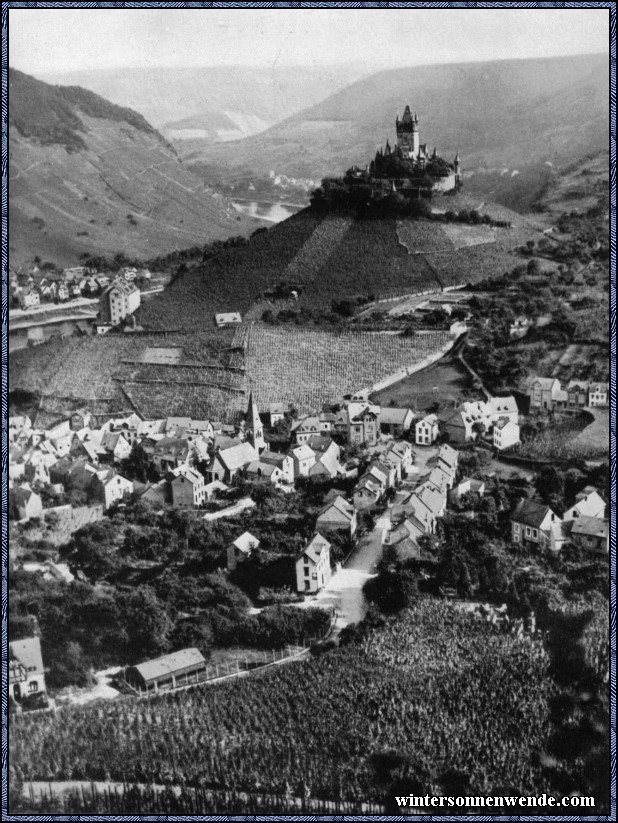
left=9, top=7, right=609, bottom=76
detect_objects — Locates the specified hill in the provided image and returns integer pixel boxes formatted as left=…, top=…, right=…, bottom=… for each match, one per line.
left=10, top=197, right=544, bottom=422
left=185, top=54, right=608, bottom=187
left=41, top=65, right=364, bottom=140
left=8, top=69, right=261, bottom=268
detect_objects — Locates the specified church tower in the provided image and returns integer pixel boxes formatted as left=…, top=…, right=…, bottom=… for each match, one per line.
left=396, top=105, right=420, bottom=159
left=245, top=390, right=265, bottom=453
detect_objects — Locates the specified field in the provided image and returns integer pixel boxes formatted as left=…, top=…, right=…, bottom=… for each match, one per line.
left=10, top=600, right=552, bottom=800
left=519, top=409, right=609, bottom=462
left=372, top=353, right=480, bottom=412
left=245, top=325, right=452, bottom=412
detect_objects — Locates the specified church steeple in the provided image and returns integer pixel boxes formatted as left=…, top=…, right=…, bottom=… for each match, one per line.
left=245, top=390, right=265, bottom=453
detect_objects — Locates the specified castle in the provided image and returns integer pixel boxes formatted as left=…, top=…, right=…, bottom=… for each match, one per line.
left=346, top=105, right=461, bottom=198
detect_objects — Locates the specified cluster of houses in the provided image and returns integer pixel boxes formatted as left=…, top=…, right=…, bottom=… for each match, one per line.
left=10, top=264, right=149, bottom=312
left=527, top=377, right=609, bottom=411
left=511, top=485, right=608, bottom=553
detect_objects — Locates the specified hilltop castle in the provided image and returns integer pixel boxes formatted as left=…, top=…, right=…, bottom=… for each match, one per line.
left=346, top=105, right=461, bottom=198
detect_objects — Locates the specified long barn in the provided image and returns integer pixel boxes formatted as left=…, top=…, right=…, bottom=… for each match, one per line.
left=124, top=648, right=207, bottom=693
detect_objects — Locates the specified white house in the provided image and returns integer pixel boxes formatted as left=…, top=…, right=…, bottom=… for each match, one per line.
left=170, top=465, right=206, bottom=508
left=289, top=444, right=316, bottom=478
left=588, top=383, right=609, bottom=407
left=227, top=531, right=259, bottom=571
left=296, top=534, right=332, bottom=594
left=259, top=450, right=295, bottom=485
left=246, top=460, right=284, bottom=486
left=415, top=414, right=439, bottom=446
left=95, top=471, right=133, bottom=510
left=9, top=637, right=47, bottom=706
left=563, top=486, right=606, bottom=521
left=493, top=418, right=520, bottom=451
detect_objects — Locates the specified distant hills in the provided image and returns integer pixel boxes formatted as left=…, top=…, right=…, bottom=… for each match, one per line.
left=40, top=65, right=364, bottom=143
left=184, top=54, right=609, bottom=188
left=8, top=69, right=262, bottom=267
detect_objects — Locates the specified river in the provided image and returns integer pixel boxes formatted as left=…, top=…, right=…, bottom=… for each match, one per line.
left=231, top=199, right=304, bottom=223
left=9, top=317, right=96, bottom=353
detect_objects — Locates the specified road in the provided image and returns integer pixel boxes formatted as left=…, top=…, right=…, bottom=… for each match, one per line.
left=311, top=511, right=390, bottom=634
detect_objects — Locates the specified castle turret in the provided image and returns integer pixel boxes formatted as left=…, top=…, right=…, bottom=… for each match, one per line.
left=454, top=152, right=462, bottom=185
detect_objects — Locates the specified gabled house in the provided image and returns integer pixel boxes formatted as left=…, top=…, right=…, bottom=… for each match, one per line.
left=442, top=409, right=474, bottom=444
left=259, top=450, right=294, bottom=485
left=451, top=477, right=486, bottom=504
left=9, top=637, right=47, bottom=707
left=98, top=277, right=140, bottom=328
left=316, top=495, right=357, bottom=537
left=18, top=290, right=40, bottom=309
left=246, top=460, right=284, bottom=486
left=100, top=431, right=132, bottom=464
left=92, top=470, right=133, bottom=510
left=588, top=383, right=608, bottom=407
left=487, top=395, right=519, bottom=425
left=308, top=440, right=344, bottom=481
left=261, top=403, right=286, bottom=428
left=293, top=416, right=321, bottom=444
left=569, top=516, right=609, bottom=553
left=387, top=440, right=414, bottom=475
left=353, top=477, right=381, bottom=510
left=10, top=487, right=43, bottom=521
left=296, top=534, right=332, bottom=594
left=511, top=498, right=561, bottom=550
left=347, top=402, right=380, bottom=446
left=170, top=465, right=206, bottom=508
left=493, top=418, right=520, bottom=451
left=205, top=442, right=258, bottom=483
left=227, top=531, right=259, bottom=571
left=148, top=437, right=191, bottom=473
left=563, top=486, right=606, bottom=521
left=567, top=381, right=589, bottom=410
left=289, top=444, right=317, bottom=478
left=379, top=406, right=414, bottom=436
left=415, top=414, right=439, bottom=446
left=528, top=377, right=567, bottom=411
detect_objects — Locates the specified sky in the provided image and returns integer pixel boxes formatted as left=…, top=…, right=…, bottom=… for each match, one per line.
left=8, top=7, right=609, bottom=76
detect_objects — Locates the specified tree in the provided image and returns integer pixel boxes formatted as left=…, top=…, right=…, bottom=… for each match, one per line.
left=120, top=586, right=173, bottom=659
left=68, top=522, right=120, bottom=582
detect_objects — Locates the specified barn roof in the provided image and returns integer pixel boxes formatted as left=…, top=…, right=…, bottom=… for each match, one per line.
left=129, top=648, right=206, bottom=684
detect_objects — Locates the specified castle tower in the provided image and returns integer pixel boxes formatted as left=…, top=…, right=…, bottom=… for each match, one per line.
left=454, top=152, right=462, bottom=186
left=245, top=390, right=265, bottom=453
left=396, top=105, right=420, bottom=159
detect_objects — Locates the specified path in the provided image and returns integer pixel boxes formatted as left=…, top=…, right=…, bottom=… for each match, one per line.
left=310, top=511, right=389, bottom=635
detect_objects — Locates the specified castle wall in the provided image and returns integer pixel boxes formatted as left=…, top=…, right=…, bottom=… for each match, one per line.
left=432, top=173, right=457, bottom=193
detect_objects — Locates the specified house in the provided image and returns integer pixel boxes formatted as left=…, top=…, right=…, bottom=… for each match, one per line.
left=18, top=290, right=40, bottom=309
left=442, top=409, right=474, bottom=445
left=563, top=486, right=606, bottom=521
left=246, top=460, right=284, bottom=486
left=385, top=516, right=426, bottom=559
left=528, top=377, right=567, bottom=411
left=170, top=465, right=206, bottom=508
left=451, top=477, right=486, bottom=504
left=569, top=516, right=609, bottom=553
left=493, top=418, right=520, bottom=451
left=148, top=437, right=191, bottom=473
left=308, top=440, right=344, bottom=481
left=9, top=637, right=48, bottom=707
left=387, top=440, right=414, bottom=475
left=10, top=487, right=43, bottom=521
left=204, top=479, right=229, bottom=500
left=415, top=414, right=439, bottom=446
left=588, top=383, right=609, bottom=407
left=259, top=450, right=294, bottom=485
left=487, top=395, right=519, bottom=425
left=293, top=416, right=321, bottom=444
left=92, top=471, right=133, bottom=510
left=567, top=381, right=590, bottom=410
left=124, top=648, right=207, bottom=694
left=261, top=403, right=286, bottom=427
left=394, top=493, right=434, bottom=534
left=347, top=402, right=380, bottom=446
left=412, top=484, right=446, bottom=529
left=296, top=534, right=332, bottom=594
left=353, top=477, right=381, bottom=510
left=509, top=316, right=531, bottom=338
left=205, top=442, right=258, bottom=483
left=318, top=411, right=336, bottom=434
left=316, top=495, right=357, bottom=537
left=98, top=277, right=140, bottom=327
left=227, top=531, right=260, bottom=571
left=379, top=406, right=414, bottom=436
left=289, top=444, right=316, bottom=478
left=214, top=312, right=242, bottom=328
left=57, top=283, right=70, bottom=302
left=419, top=466, right=452, bottom=495
left=100, top=431, right=132, bottom=463
left=70, top=432, right=106, bottom=465
left=511, top=498, right=561, bottom=549
left=69, top=409, right=92, bottom=431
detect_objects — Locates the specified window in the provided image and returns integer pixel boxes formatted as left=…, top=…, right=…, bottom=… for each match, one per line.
left=525, top=527, right=532, bottom=537
left=532, top=528, right=538, bottom=538
left=513, top=523, right=520, bottom=533
left=28, top=681, right=38, bottom=693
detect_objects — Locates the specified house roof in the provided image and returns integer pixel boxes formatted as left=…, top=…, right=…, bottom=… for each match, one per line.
left=511, top=498, right=554, bottom=528
left=530, top=377, right=560, bottom=389
left=217, top=442, right=258, bottom=472
left=171, top=465, right=202, bottom=485
left=418, top=413, right=438, bottom=426
left=233, top=531, right=259, bottom=553
left=215, top=312, right=242, bottom=324
left=9, top=636, right=44, bottom=674
left=318, top=495, right=354, bottom=522
left=290, top=444, right=315, bottom=461
left=301, top=533, right=331, bottom=564
left=104, top=277, right=139, bottom=297
left=129, top=648, right=206, bottom=684
left=259, top=450, right=289, bottom=469
left=153, top=438, right=190, bottom=458
left=380, top=407, right=413, bottom=426
left=415, top=485, right=445, bottom=516
left=247, top=460, right=280, bottom=478
left=455, top=477, right=485, bottom=494
left=438, top=444, right=458, bottom=468
left=307, top=435, right=333, bottom=453
left=489, top=395, right=518, bottom=416
left=589, top=382, right=609, bottom=392
left=570, top=516, right=609, bottom=539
